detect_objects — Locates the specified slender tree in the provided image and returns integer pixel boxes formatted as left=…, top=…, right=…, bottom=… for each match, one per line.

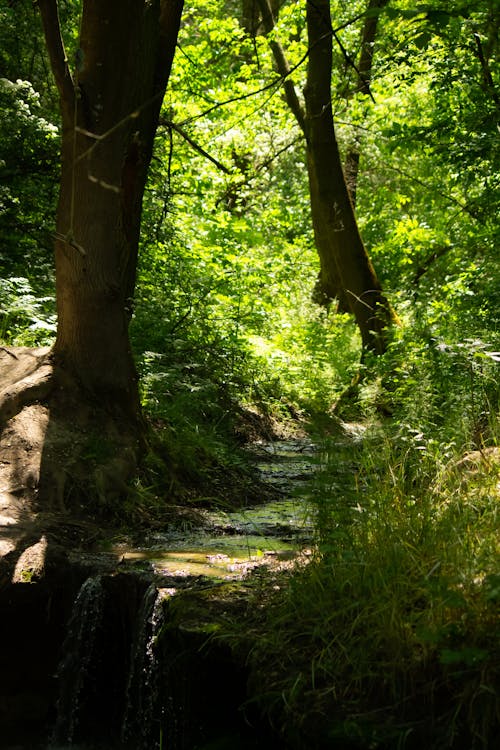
left=256, top=0, right=395, bottom=354
left=343, top=0, right=389, bottom=207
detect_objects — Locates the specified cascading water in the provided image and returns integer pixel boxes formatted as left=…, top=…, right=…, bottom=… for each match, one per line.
left=49, top=571, right=150, bottom=748
left=49, top=573, right=175, bottom=750
left=51, top=575, right=106, bottom=745
left=121, top=584, right=170, bottom=749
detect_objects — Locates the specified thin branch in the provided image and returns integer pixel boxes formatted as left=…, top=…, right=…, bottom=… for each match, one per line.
left=413, top=245, right=452, bottom=285
left=154, top=125, right=175, bottom=239
left=178, top=8, right=366, bottom=127
left=160, top=119, right=232, bottom=174
left=37, top=0, right=75, bottom=124
left=383, top=164, right=480, bottom=220
left=333, top=29, right=376, bottom=105
left=180, top=67, right=290, bottom=125
left=255, top=135, right=303, bottom=173
left=72, top=94, right=158, bottom=166
left=257, top=0, right=306, bottom=133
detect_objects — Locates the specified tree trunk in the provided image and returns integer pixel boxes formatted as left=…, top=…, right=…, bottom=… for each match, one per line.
left=39, top=0, right=183, bottom=421
left=16, top=0, right=186, bottom=512
left=242, top=0, right=281, bottom=36
left=304, top=0, right=395, bottom=353
left=256, top=0, right=395, bottom=353
left=344, top=0, right=388, bottom=206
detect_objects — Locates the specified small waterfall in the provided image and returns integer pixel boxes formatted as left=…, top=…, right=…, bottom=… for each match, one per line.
left=51, top=575, right=106, bottom=744
left=48, top=572, right=267, bottom=749
left=50, top=573, right=168, bottom=749
left=122, top=584, right=171, bottom=749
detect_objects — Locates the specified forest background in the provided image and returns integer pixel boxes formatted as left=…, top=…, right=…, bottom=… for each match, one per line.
left=0, top=0, right=499, bottom=748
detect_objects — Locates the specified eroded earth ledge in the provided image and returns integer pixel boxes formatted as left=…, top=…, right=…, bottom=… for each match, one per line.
left=0, top=347, right=303, bottom=748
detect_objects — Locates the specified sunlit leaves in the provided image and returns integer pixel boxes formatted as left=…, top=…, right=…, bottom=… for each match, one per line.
left=0, top=78, right=59, bottom=277
left=0, top=276, right=56, bottom=345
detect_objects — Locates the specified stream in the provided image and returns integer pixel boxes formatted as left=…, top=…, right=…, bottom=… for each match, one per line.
left=113, top=438, right=318, bottom=581
left=28, top=438, right=321, bottom=750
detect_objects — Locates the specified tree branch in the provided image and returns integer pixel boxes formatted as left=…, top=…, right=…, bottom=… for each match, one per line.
left=473, top=31, right=500, bottom=109
left=256, top=0, right=306, bottom=133
left=160, top=119, right=232, bottom=174
left=37, top=0, right=76, bottom=125
left=383, top=163, right=480, bottom=220
left=255, top=135, right=303, bottom=173
left=178, top=8, right=366, bottom=128
left=413, top=245, right=452, bottom=285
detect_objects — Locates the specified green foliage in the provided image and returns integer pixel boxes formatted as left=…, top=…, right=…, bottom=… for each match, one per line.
left=354, top=0, right=499, bottom=332
left=0, top=77, right=59, bottom=274
left=1, top=2, right=499, bottom=745
left=1, top=0, right=498, bottom=458
left=358, top=323, right=500, bottom=446
left=0, top=276, right=56, bottom=345
left=0, top=77, right=58, bottom=346
left=129, top=0, right=365, bottom=421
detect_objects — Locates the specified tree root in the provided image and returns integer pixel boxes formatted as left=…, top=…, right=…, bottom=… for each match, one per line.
left=0, top=347, right=54, bottom=424
left=0, top=346, right=142, bottom=529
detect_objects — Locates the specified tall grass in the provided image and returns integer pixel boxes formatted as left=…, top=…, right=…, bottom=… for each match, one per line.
left=245, top=357, right=499, bottom=749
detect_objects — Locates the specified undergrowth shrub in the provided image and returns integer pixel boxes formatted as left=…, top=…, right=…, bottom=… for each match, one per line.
left=0, top=276, right=56, bottom=345
left=355, top=321, right=499, bottom=448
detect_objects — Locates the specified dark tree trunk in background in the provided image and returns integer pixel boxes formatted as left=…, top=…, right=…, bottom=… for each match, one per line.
left=305, top=0, right=394, bottom=354
left=38, top=0, right=184, bottom=421
left=256, top=0, right=395, bottom=354
left=242, top=0, right=281, bottom=36
left=344, top=0, right=388, bottom=206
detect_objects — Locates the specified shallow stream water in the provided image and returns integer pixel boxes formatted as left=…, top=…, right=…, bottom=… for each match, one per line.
left=111, top=438, right=319, bottom=581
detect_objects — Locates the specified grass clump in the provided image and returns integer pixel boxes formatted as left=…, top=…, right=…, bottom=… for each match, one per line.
left=244, top=407, right=499, bottom=749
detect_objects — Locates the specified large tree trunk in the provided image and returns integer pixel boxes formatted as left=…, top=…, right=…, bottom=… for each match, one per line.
left=6, top=0, right=186, bottom=512
left=40, top=0, right=183, bottom=421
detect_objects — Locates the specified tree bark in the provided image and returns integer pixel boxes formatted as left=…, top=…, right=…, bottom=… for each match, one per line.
left=242, top=0, right=281, bottom=36
left=305, top=0, right=395, bottom=354
left=38, top=0, right=183, bottom=420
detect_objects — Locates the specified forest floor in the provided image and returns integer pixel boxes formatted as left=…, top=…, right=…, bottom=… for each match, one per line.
left=2, top=343, right=498, bottom=581
left=0, top=345, right=144, bottom=588
left=0, top=348, right=500, bottom=747
left=0, top=347, right=53, bottom=569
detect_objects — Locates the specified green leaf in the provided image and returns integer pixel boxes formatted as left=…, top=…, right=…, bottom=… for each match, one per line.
left=426, top=10, right=451, bottom=28
left=414, top=31, right=432, bottom=50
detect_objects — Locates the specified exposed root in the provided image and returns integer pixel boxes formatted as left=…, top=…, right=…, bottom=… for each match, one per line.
left=0, top=347, right=142, bottom=575
left=0, top=347, right=54, bottom=423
